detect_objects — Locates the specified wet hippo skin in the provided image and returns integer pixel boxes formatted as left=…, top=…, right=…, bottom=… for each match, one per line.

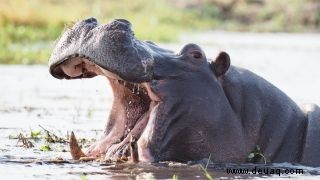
left=48, top=18, right=320, bottom=166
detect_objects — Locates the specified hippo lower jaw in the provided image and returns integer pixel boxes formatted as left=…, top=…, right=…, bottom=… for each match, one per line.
left=56, top=55, right=161, bottom=162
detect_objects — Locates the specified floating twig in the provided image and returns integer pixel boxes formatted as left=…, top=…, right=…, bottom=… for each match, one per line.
left=38, top=125, right=67, bottom=143
left=17, top=133, right=34, bottom=148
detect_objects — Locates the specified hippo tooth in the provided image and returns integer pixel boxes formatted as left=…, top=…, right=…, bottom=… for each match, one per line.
left=129, top=136, right=139, bottom=163
left=132, top=84, right=135, bottom=93
left=69, top=131, right=86, bottom=160
left=79, top=54, right=85, bottom=58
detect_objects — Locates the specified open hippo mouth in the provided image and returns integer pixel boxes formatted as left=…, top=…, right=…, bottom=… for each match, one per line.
left=56, top=57, right=160, bottom=162
left=49, top=17, right=169, bottom=162
left=49, top=17, right=233, bottom=163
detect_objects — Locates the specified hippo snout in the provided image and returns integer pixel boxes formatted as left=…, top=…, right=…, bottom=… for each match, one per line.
left=49, top=17, right=154, bottom=83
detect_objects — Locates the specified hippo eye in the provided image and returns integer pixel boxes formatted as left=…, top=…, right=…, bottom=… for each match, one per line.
left=192, top=51, right=202, bottom=59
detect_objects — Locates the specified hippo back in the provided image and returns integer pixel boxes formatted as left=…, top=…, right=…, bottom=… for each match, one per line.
left=300, top=104, right=320, bottom=166
left=221, top=66, right=307, bottom=164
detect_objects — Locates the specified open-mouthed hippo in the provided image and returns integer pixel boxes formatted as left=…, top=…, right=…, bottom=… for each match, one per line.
left=48, top=18, right=320, bottom=166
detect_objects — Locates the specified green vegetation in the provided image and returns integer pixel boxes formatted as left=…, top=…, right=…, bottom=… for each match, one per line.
left=0, top=0, right=319, bottom=64
left=30, top=130, right=42, bottom=139
left=12, top=127, right=94, bottom=154
left=199, top=154, right=214, bottom=180
left=172, top=174, right=178, bottom=180
left=247, top=145, right=267, bottom=164
left=199, top=165, right=214, bottom=180
left=40, top=144, right=52, bottom=151
left=80, top=175, right=88, bottom=180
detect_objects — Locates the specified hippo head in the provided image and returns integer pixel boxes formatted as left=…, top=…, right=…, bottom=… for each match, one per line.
left=49, top=18, right=231, bottom=162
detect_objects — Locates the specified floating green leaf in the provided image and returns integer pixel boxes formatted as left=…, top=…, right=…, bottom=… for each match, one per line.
left=40, top=144, right=51, bottom=151
left=31, top=131, right=41, bottom=138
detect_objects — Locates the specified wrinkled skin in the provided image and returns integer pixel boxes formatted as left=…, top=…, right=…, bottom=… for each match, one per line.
left=49, top=18, right=320, bottom=166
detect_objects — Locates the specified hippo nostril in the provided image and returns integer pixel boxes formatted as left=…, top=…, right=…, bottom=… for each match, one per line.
left=115, top=19, right=131, bottom=27
left=84, top=17, right=98, bottom=24
left=192, top=51, right=202, bottom=59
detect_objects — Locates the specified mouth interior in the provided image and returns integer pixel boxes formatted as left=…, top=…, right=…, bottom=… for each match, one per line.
left=52, top=54, right=159, bottom=148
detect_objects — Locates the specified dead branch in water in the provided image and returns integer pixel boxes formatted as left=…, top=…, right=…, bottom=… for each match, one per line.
left=38, top=125, right=67, bottom=143
left=17, top=133, right=34, bottom=148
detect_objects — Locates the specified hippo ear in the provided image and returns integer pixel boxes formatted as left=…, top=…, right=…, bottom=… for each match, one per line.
left=210, top=51, right=230, bottom=77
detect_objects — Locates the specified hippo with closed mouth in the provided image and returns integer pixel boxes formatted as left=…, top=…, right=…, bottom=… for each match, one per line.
left=49, top=18, right=320, bottom=166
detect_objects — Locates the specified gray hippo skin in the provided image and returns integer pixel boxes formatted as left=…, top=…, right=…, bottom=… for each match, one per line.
left=48, top=18, right=320, bottom=166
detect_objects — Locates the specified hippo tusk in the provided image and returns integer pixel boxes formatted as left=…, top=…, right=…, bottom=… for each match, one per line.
left=69, top=131, right=86, bottom=160
left=129, top=135, right=139, bottom=163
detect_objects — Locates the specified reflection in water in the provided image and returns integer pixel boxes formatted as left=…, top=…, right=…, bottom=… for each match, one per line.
left=0, top=157, right=319, bottom=179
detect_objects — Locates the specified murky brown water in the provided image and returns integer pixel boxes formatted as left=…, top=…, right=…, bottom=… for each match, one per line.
left=1, top=32, right=320, bottom=179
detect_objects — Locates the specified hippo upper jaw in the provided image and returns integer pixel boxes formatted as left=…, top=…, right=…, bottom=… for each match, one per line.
left=48, top=18, right=154, bottom=83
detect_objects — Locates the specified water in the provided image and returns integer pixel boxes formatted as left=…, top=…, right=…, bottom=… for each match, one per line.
left=1, top=32, right=320, bottom=179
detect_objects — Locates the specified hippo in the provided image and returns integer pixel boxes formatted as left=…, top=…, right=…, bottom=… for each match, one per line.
left=48, top=18, right=320, bottom=166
